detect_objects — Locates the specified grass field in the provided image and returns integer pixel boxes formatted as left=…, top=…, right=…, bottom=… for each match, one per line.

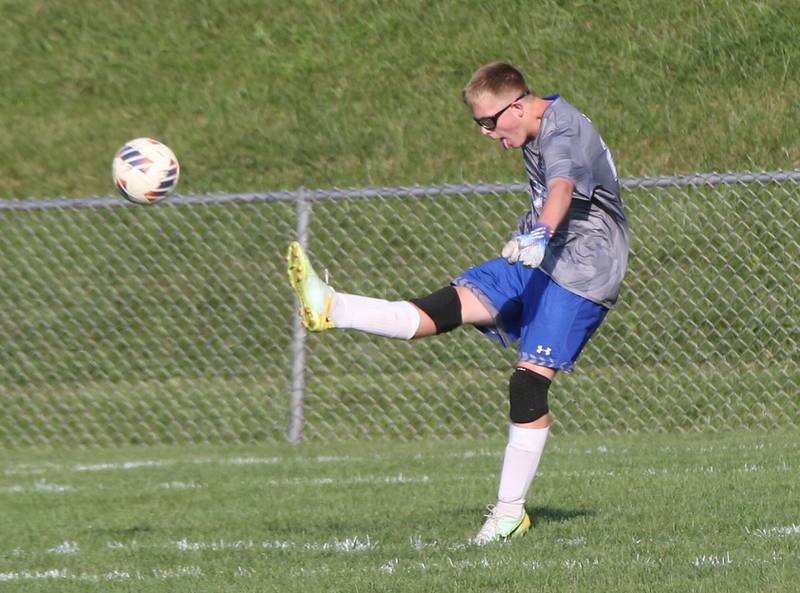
left=2, top=3, right=798, bottom=591
left=2, top=430, right=798, bottom=592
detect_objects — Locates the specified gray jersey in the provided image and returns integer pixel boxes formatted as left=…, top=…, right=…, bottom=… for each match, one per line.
left=520, top=95, right=629, bottom=308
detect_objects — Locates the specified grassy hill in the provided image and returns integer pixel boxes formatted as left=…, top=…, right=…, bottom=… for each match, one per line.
left=1, top=0, right=798, bottom=199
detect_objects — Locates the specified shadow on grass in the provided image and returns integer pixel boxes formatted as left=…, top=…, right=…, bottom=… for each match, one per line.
left=527, top=506, right=595, bottom=527
left=464, top=505, right=594, bottom=529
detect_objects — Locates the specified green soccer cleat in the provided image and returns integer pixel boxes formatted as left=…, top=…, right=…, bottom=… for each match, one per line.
left=286, top=241, right=335, bottom=332
left=471, top=505, right=531, bottom=545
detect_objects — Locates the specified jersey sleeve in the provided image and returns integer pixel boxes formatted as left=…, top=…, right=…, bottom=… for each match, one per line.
left=539, top=114, right=593, bottom=200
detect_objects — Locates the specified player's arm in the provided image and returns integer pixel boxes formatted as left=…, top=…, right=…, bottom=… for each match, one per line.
left=502, top=177, right=574, bottom=267
left=537, top=177, right=574, bottom=235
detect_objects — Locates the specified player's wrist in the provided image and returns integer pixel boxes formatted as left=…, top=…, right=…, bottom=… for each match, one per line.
left=532, top=222, right=553, bottom=239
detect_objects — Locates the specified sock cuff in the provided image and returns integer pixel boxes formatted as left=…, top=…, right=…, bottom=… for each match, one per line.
left=507, top=424, right=549, bottom=452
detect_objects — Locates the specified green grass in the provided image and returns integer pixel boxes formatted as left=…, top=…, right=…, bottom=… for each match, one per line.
left=1, top=431, right=798, bottom=592
left=1, top=0, right=798, bottom=199
left=1, top=5, right=798, bottom=587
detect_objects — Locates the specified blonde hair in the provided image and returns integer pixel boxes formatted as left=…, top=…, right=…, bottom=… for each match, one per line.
left=462, top=62, right=530, bottom=106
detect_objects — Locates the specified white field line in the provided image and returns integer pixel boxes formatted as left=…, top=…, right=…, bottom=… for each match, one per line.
left=4, top=551, right=791, bottom=584
left=315, top=550, right=794, bottom=578
left=74, top=460, right=170, bottom=472
left=0, top=480, right=74, bottom=493
left=297, top=555, right=606, bottom=577
left=552, top=440, right=800, bottom=457
left=2, top=456, right=360, bottom=476
left=46, top=541, right=79, bottom=555
left=5, top=433, right=795, bottom=476
left=5, top=441, right=793, bottom=478
left=176, top=535, right=377, bottom=553
left=692, top=552, right=733, bottom=567
left=5, top=536, right=379, bottom=566
left=22, top=533, right=771, bottom=568
left=3, top=450, right=499, bottom=477
left=0, top=473, right=433, bottom=496
left=4, top=540, right=795, bottom=583
left=158, top=481, right=203, bottom=490
left=266, top=473, right=430, bottom=487
left=2, top=460, right=793, bottom=496
left=9, top=535, right=379, bottom=559
left=0, top=566, right=202, bottom=583
left=555, top=536, right=588, bottom=546
left=745, top=523, right=800, bottom=538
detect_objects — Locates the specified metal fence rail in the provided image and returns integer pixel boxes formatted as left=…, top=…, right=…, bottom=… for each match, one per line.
left=1, top=170, right=798, bottom=448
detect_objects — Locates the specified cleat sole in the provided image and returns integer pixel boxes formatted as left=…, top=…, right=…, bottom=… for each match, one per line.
left=286, top=241, right=333, bottom=332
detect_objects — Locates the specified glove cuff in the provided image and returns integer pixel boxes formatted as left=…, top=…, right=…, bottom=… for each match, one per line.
left=533, top=222, right=553, bottom=239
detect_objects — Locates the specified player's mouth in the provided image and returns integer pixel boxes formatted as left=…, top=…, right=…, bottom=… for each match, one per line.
left=501, top=138, right=512, bottom=150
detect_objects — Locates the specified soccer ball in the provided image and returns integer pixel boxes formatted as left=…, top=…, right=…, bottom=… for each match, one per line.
left=112, top=138, right=180, bottom=205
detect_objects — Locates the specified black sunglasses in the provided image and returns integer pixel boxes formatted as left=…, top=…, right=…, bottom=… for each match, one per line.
left=473, top=91, right=530, bottom=130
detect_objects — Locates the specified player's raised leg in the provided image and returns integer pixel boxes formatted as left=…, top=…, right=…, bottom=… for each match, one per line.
left=287, top=241, right=493, bottom=338
left=287, top=240, right=419, bottom=337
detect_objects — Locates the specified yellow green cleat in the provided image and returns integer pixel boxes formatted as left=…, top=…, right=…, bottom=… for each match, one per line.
left=286, top=241, right=335, bottom=332
left=472, top=505, right=531, bottom=545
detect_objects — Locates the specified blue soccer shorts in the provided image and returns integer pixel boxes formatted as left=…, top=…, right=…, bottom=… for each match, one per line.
left=453, top=258, right=607, bottom=371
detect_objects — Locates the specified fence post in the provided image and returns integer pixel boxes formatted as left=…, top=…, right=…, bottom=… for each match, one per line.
left=287, top=189, right=311, bottom=443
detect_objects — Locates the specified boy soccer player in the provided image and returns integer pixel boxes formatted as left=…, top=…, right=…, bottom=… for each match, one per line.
left=286, top=62, right=629, bottom=544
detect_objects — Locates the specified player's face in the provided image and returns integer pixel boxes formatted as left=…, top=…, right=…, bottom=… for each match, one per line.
left=471, top=92, right=529, bottom=150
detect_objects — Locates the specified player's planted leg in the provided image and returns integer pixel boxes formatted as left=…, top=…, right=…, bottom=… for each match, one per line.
left=473, top=366, right=552, bottom=544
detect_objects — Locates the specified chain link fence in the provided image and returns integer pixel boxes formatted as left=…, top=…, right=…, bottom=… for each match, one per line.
left=1, top=171, right=798, bottom=448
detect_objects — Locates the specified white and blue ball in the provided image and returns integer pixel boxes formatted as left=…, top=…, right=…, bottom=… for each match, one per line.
left=112, top=138, right=180, bottom=205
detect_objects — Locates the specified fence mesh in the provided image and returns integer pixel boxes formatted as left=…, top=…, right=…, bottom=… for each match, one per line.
left=1, top=171, right=798, bottom=448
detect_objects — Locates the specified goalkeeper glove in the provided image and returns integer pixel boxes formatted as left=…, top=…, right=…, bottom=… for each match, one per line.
left=501, top=223, right=551, bottom=268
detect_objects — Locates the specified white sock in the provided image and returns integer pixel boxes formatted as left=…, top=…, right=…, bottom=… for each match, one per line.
left=330, top=293, right=421, bottom=340
left=495, top=424, right=549, bottom=517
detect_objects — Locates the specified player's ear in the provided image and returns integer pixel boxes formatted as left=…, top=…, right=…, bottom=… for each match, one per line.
left=513, top=97, right=526, bottom=118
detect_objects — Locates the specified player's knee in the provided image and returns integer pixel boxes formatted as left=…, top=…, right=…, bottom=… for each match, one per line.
left=410, top=286, right=462, bottom=334
left=509, top=367, right=551, bottom=423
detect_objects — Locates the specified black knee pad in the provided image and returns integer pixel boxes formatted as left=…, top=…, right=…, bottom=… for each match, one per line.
left=509, top=367, right=551, bottom=423
left=410, top=286, right=462, bottom=334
